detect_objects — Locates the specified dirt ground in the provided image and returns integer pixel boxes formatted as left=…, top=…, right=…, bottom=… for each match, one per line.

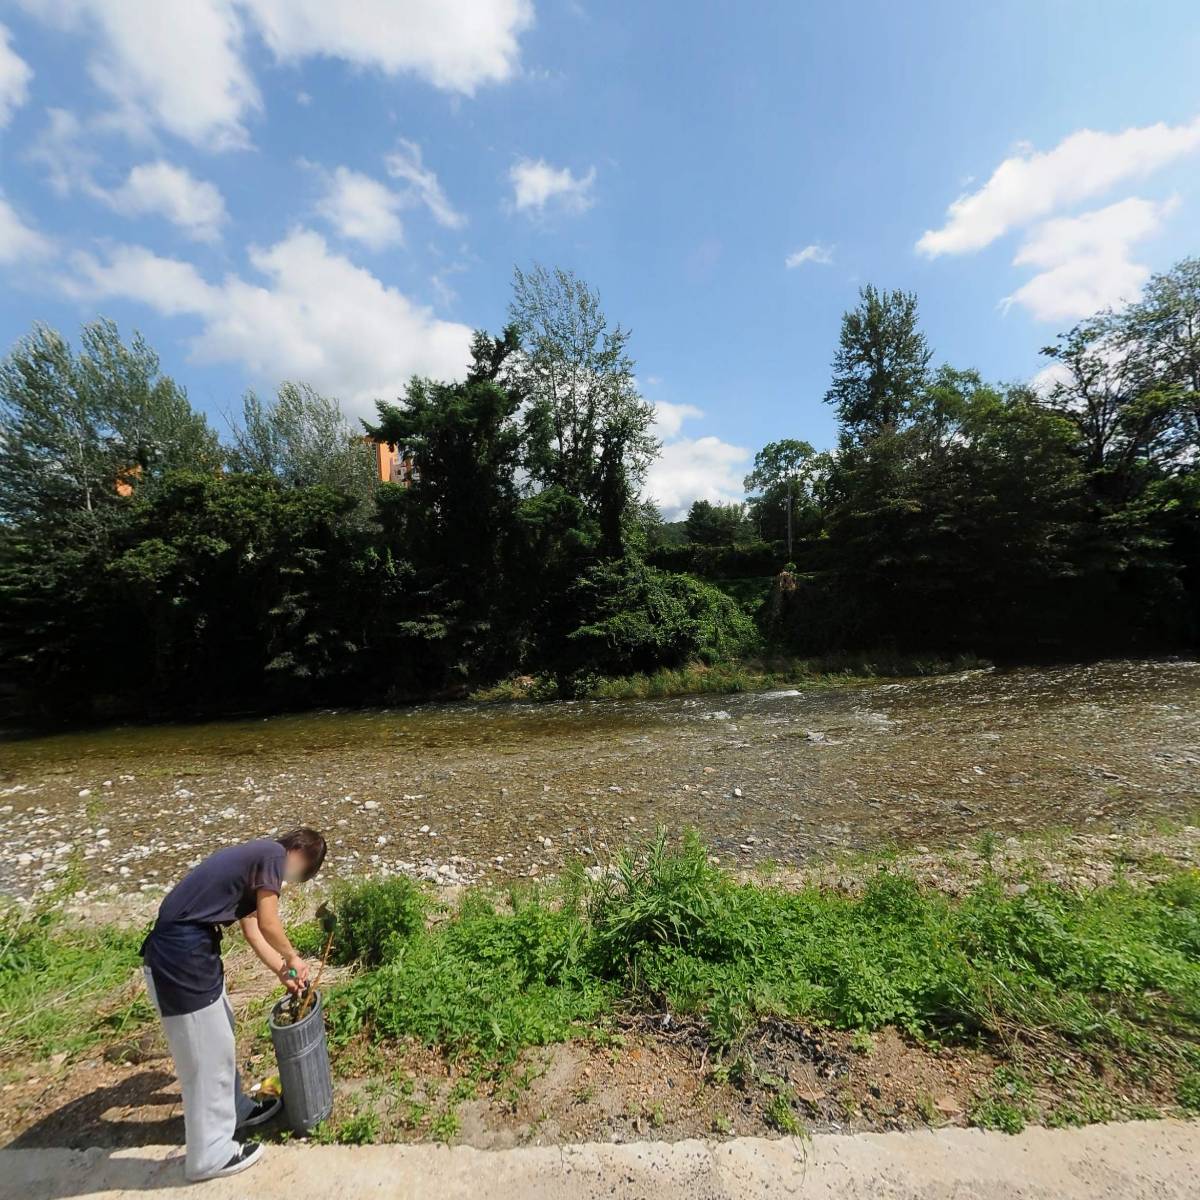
left=0, top=955, right=1181, bottom=1154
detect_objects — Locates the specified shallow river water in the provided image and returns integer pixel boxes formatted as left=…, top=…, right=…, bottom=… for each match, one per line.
left=1, top=660, right=1198, bottom=901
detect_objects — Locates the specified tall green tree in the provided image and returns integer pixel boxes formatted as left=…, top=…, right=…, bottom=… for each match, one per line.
left=0, top=320, right=219, bottom=527
left=824, top=285, right=931, bottom=443
left=364, top=329, right=525, bottom=684
left=682, top=499, right=753, bottom=547
left=508, top=265, right=659, bottom=555
left=1116, top=256, right=1200, bottom=456
left=742, top=438, right=822, bottom=545
left=228, top=382, right=377, bottom=508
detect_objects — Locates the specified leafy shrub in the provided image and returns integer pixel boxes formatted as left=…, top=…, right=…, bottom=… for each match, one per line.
left=566, top=560, right=758, bottom=676
left=646, top=542, right=783, bottom=578
left=327, top=886, right=611, bottom=1060
left=332, top=876, right=426, bottom=967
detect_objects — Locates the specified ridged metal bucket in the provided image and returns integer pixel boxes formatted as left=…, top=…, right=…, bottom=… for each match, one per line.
left=269, top=991, right=333, bottom=1133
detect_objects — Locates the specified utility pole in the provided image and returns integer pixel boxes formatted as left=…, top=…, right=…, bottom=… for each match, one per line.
left=785, top=478, right=794, bottom=559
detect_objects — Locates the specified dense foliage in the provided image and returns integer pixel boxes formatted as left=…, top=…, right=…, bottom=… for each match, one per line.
left=1, top=259, right=1197, bottom=719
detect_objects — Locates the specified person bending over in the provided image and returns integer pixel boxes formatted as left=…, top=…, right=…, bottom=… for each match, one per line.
left=141, top=828, right=327, bottom=1182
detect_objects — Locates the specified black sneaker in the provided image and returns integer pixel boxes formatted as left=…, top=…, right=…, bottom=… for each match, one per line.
left=236, top=1096, right=283, bottom=1131
left=190, top=1141, right=265, bottom=1182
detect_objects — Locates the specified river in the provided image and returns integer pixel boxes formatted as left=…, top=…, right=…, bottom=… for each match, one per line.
left=1, top=659, right=1198, bottom=902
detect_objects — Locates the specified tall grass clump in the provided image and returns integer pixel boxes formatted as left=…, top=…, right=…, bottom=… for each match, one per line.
left=332, top=875, right=427, bottom=967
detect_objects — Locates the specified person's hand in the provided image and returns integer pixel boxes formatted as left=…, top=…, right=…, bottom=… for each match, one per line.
left=276, top=962, right=300, bottom=993
left=276, top=957, right=307, bottom=993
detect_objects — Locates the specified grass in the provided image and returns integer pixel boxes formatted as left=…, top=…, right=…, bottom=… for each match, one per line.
left=5, top=830, right=1199, bottom=1137
left=322, top=831, right=1200, bottom=1096
left=0, top=875, right=151, bottom=1058
left=470, top=652, right=989, bottom=704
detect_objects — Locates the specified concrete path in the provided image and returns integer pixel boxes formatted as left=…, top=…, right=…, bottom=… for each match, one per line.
left=2, top=1119, right=1197, bottom=1199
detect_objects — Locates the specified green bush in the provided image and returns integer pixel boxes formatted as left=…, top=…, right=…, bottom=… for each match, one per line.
left=566, top=560, right=759, bottom=676
left=327, top=886, right=611, bottom=1060
left=332, top=876, right=427, bottom=967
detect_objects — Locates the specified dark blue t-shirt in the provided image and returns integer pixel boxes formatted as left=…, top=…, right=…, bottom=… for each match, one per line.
left=142, top=839, right=286, bottom=1016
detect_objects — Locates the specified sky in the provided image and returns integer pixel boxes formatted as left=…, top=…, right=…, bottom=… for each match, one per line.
left=0, top=1, right=1198, bottom=517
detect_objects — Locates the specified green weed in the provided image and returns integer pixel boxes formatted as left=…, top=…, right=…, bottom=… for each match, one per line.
left=332, top=875, right=426, bottom=967
left=430, top=1106, right=461, bottom=1142
left=324, top=834, right=1200, bottom=1073
left=0, top=887, right=149, bottom=1057
left=325, top=1111, right=379, bottom=1145
left=765, top=1090, right=803, bottom=1135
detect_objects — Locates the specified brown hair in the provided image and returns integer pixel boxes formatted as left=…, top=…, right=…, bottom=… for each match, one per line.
left=276, top=828, right=327, bottom=882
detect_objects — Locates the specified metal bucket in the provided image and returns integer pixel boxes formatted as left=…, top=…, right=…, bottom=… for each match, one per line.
left=269, top=991, right=333, bottom=1133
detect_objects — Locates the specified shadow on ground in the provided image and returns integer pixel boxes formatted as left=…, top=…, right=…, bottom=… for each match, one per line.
left=5, top=1070, right=182, bottom=1152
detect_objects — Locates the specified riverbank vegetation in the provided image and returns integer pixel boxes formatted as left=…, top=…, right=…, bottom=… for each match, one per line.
left=3, top=830, right=1199, bottom=1144
left=2, top=259, right=1198, bottom=721
left=470, top=651, right=989, bottom=703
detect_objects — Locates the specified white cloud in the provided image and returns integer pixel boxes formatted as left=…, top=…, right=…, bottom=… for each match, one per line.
left=315, top=166, right=405, bottom=250
left=66, top=229, right=474, bottom=413
left=0, top=194, right=54, bottom=264
left=19, top=0, right=259, bottom=149
left=385, top=139, right=465, bottom=229
left=785, top=243, right=833, bottom=268
left=646, top=436, right=751, bottom=519
left=28, top=108, right=95, bottom=195
left=0, top=23, right=32, bottom=128
left=20, top=0, right=533, bottom=149
left=509, top=158, right=596, bottom=215
left=917, top=115, right=1200, bottom=257
left=640, top=403, right=749, bottom=518
left=652, top=400, right=703, bottom=440
left=105, top=161, right=228, bottom=242
left=1003, top=196, right=1177, bottom=321
left=1028, top=361, right=1072, bottom=397
left=28, top=114, right=227, bottom=241
left=238, top=0, right=533, bottom=94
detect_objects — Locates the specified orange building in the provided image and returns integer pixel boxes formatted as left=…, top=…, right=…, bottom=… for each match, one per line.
left=371, top=440, right=417, bottom=486
left=115, top=464, right=142, bottom=497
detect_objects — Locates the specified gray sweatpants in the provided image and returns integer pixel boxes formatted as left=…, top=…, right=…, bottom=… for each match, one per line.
left=143, top=967, right=256, bottom=1180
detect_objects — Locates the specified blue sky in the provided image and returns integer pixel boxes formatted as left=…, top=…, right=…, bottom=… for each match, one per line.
left=1, top=1, right=1198, bottom=515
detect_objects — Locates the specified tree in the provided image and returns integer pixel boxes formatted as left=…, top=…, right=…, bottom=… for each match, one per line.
left=1115, top=256, right=1200, bottom=456
left=811, top=382, right=1087, bottom=652
left=364, top=329, right=526, bottom=683
left=1039, top=318, right=1178, bottom=495
left=0, top=320, right=218, bottom=527
left=825, top=286, right=931, bottom=442
left=683, top=499, right=753, bottom=546
left=228, top=382, right=376, bottom=508
left=742, top=438, right=820, bottom=547
left=0, top=469, right=369, bottom=715
left=507, top=265, right=659, bottom=554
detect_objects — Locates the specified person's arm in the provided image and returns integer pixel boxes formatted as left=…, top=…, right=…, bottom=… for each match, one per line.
left=240, top=890, right=308, bottom=991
